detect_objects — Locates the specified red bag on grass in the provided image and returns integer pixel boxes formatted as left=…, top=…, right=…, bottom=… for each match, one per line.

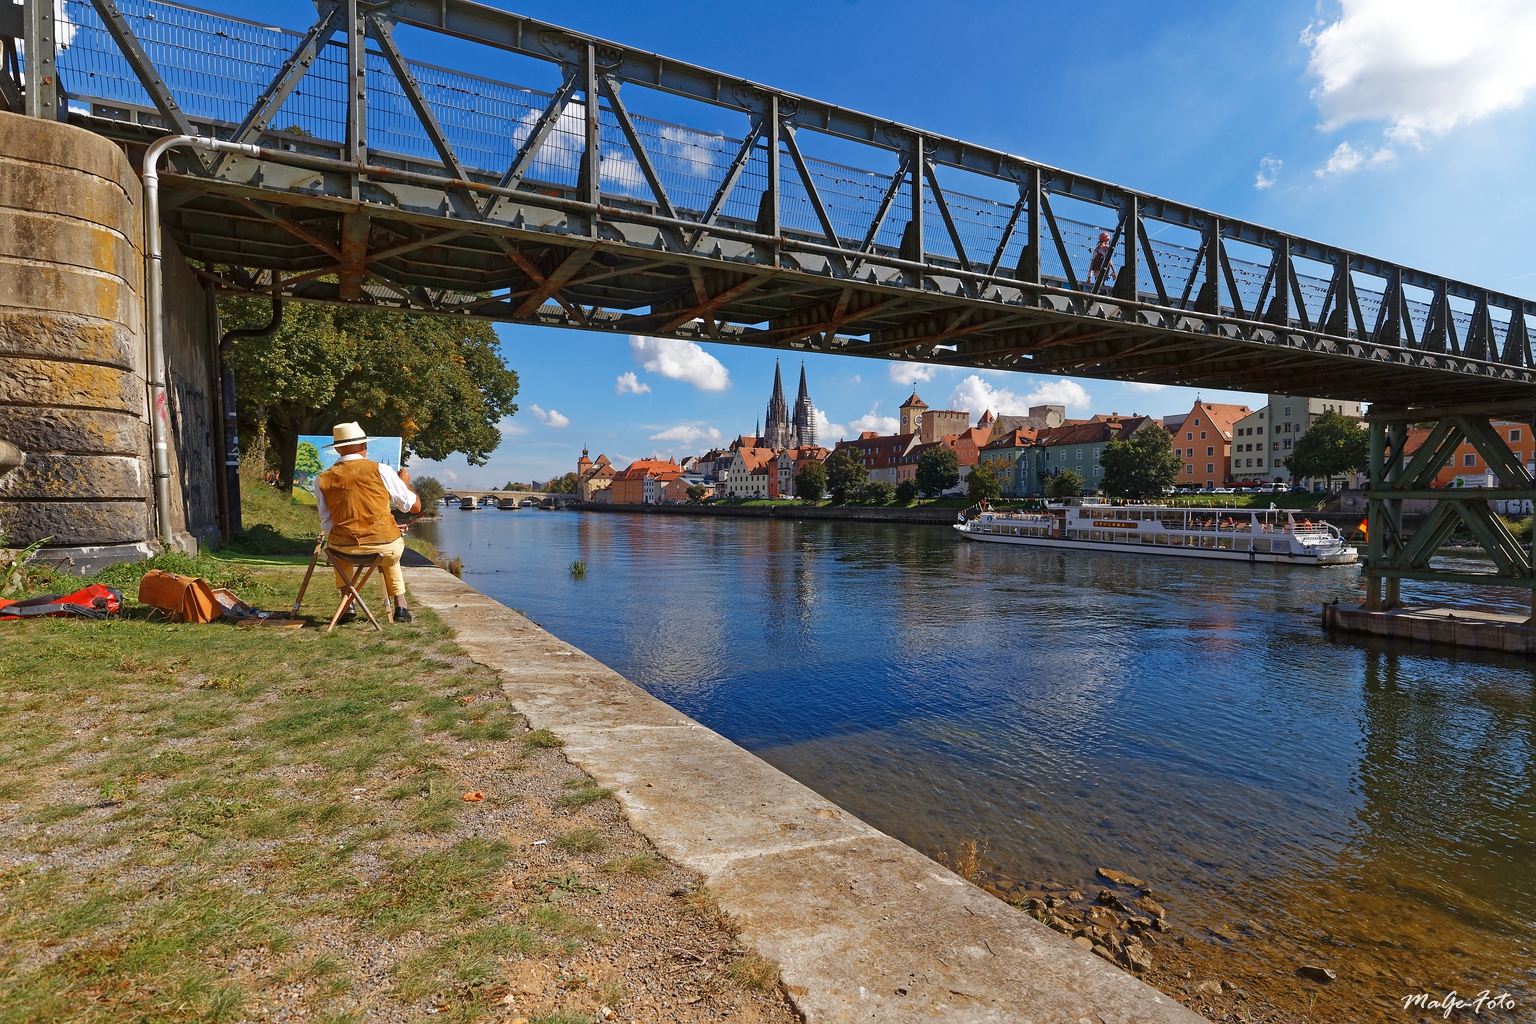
left=0, top=585, right=122, bottom=620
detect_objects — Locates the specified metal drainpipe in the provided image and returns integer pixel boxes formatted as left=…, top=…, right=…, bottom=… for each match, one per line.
left=218, top=292, right=282, bottom=535
left=141, top=135, right=262, bottom=548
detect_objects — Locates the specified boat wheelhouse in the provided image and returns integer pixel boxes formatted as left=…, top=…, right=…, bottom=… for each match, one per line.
left=955, top=498, right=1357, bottom=565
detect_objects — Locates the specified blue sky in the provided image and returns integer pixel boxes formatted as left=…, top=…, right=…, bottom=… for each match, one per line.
left=190, top=0, right=1536, bottom=487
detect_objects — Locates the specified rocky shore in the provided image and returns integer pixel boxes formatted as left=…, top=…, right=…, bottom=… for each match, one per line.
left=977, top=866, right=1362, bottom=1023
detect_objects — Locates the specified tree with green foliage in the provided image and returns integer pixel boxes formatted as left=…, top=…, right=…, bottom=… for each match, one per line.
left=895, top=478, right=920, bottom=505
left=412, top=475, right=446, bottom=509
left=293, top=441, right=323, bottom=476
left=795, top=460, right=827, bottom=502
left=967, top=458, right=1003, bottom=501
left=916, top=446, right=960, bottom=497
left=220, top=298, right=520, bottom=490
left=1100, top=425, right=1182, bottom=498
left=686, top=484, right=708, bottom=502
left=544, top=471, right=580, bottom=494
left=1046, top=469, right=1084, bottom=499
left=1286, top=412, right=1369, bottom=490
left=824, top=447, right=868, bottom=504
left=859, top=480, right=896, bottom=504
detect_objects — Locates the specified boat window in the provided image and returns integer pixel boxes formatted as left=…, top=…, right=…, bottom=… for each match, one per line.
left=1142, top=534, right=1155, bottom=544
left=1155, top=534, right=1169, bottom=544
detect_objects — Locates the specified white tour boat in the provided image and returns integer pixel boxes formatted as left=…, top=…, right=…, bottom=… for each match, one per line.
left=954, top=497, right=1358, bottom=565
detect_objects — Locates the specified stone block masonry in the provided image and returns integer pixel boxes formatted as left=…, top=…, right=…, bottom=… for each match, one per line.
left=406, top=563, right=1206, bottom=1024
left=0, top=110, right=221, bottom=568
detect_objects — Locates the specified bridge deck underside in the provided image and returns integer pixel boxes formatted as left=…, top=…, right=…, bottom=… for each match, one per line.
left=158, top=171, right=1531, bottom=407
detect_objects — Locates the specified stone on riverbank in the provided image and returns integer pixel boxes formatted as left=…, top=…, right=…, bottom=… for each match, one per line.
left=1097, top=867, right=1147, bottom=887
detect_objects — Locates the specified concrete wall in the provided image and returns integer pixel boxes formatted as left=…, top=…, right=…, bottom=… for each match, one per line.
left=0, top=110, right=219, bottom=570
left=159, top=238, right=221, bottom=552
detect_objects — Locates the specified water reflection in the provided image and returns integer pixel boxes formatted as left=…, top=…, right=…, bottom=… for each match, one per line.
left=418, top=510, right=1535, bottom=1018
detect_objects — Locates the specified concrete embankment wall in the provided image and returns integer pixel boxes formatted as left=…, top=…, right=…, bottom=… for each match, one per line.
left=0, top=110, right=219, bottom=568
left=581, top=501, right=1415, bottom=536
left=578, top=501, right=963, bottom=526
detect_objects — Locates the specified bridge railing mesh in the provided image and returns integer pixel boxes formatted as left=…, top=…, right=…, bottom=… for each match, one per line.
left=47, top=0, right=1488, bottom=344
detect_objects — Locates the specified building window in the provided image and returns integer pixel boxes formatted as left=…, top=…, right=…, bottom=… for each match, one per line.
left=1207, top=463, right=1215, bottom=473
left=1257, top=458, right=1264, bottom=467
left=1206, top=446, right=1215, bottom=456
left=1185, top=465, right=1193, bottom=475
left=1194, top=418, right=1202, bottom=426
left=1273, top=442, right=1280, bottom=451
left=1092, top=447, right=1100, bottom=459
left=1284, top=406, right=1292, bottom=415
left=1464, top=453, right=1477, bottom=467
left=1512, top=429, right=1523, bottom=442
left=1200, top=431, right=1207, bottom=440
left=1094, top=466, right=1102, bottom=476
left=1076, top=449, right=1083, bottom=461
left=1284, top=439, right=1292, bottom=449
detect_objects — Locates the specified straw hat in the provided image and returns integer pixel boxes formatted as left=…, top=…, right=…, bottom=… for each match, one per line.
left=323, top=422, right=379, bottom=449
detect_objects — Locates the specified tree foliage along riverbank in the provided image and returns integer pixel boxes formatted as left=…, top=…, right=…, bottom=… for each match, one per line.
left=1101, top=426, right=1183, bottom=499
left=1285, top=412, right=1370, bottom=489
left=219, top=298, right=520, bottom=490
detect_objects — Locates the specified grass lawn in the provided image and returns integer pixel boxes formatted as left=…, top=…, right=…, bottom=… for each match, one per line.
left=0, top=491, right=795, bottom=1024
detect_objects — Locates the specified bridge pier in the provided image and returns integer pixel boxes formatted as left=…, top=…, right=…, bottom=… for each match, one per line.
left=1331, top=400, right=1536, bottom=653
left=0, top=110, right=221, bottom=571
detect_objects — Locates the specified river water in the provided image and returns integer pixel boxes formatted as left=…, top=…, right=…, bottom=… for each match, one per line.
left=417, top=509, right=1534, bottom=1021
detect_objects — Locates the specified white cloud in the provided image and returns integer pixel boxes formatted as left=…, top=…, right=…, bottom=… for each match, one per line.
left=528, top=404, right=570, bottom=428
left=1254, top=155, right=1282, bottom=189
left=949, top=374, right=1091, bottom=416
left=1304, top=0, right=1536, bottom=144
left=1125, top=382, right=1167, bottom=393
left=498, top=416, right=529, bottom=437
left=615, top=371, right=651, bottom=395
left=629, top=336, right=731, bottom=391
left=888, top=362, right=939, bottom=386
left=850, top=407, right=899, bottom=435
left=813, top=408, right=846, bottom=441
left=1314, top=140, right=1396, bottom=178
left=649, top=424, right=723, bottom=447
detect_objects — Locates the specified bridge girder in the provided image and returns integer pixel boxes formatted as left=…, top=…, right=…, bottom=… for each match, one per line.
left=7, top=0, right=1535, bottom=406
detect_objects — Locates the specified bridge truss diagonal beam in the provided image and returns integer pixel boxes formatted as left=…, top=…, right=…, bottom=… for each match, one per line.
left=33, top=0, right=1536, bottom=408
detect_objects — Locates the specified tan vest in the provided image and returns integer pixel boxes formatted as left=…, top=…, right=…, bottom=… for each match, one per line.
left=318, top=458, right=400, bottom=545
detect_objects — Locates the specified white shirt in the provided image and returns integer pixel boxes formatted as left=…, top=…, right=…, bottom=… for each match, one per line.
left=315, top=454, right=419, bottom=535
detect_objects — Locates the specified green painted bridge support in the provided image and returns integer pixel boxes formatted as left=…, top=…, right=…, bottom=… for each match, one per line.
left=1364, top=400, right=1536, bottom=619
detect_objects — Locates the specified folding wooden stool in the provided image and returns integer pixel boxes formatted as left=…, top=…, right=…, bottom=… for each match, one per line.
left=324, top=548, right=384, bottom=633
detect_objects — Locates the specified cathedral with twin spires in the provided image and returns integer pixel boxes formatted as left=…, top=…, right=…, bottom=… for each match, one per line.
left=761, top=361, right=817, bottom=449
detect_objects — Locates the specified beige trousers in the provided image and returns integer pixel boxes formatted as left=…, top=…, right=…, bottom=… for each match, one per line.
left=330, top=537, right=406, bottom=598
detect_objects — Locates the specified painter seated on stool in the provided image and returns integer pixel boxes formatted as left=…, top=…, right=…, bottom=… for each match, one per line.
left=315, top=422, right=421, bottom=624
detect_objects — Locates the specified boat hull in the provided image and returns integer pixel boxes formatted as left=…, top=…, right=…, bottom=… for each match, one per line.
left=953, top=525, right=1358, bottom=565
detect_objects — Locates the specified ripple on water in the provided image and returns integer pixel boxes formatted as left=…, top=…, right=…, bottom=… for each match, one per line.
left=421, top=511, right=1536, bottom=1020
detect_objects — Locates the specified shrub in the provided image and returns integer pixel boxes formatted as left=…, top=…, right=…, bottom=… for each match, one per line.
left=857, top=481, right=895, bottom=505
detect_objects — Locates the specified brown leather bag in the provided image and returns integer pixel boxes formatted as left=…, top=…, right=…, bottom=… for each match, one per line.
left=137, top=570, right=222, bottom=623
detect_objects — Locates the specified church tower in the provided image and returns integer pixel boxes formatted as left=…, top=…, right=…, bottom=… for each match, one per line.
left=763, top=361, right=793, bottom=448
left=792, top=363, right=816, bottom=448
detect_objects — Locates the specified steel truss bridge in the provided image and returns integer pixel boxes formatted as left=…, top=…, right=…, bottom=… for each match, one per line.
left=6, top=0, right=1536, bottom=602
